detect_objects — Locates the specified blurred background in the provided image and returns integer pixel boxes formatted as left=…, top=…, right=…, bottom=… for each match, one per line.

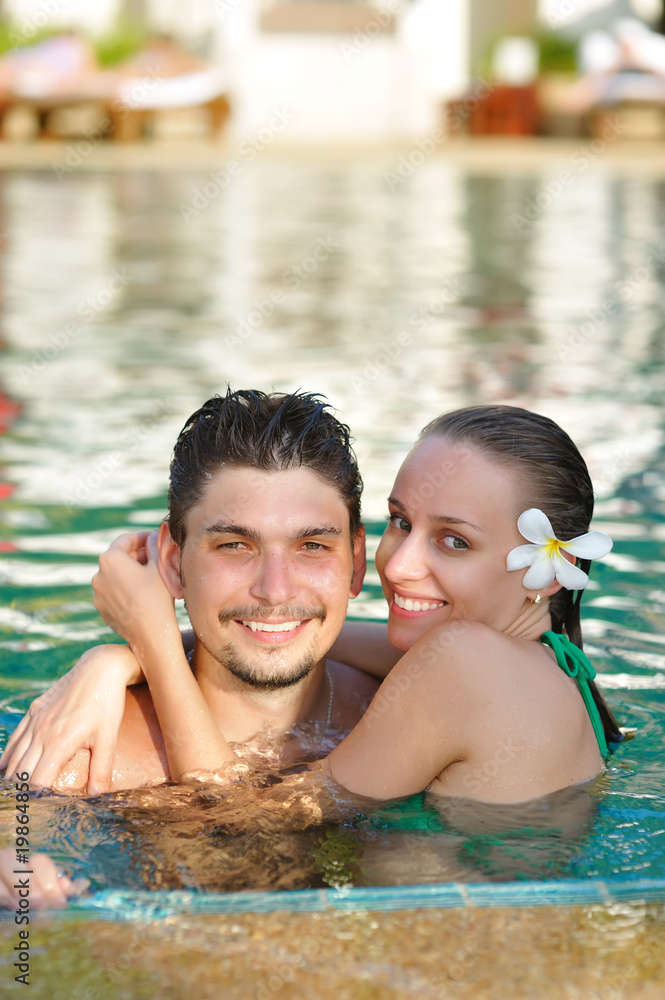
left=0, top=0, right=664, bottom=509
left=2, top=0, right=665, bottom=142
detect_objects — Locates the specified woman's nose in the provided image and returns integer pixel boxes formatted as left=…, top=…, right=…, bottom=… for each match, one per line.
left=383, top=531, right=430, bottom=584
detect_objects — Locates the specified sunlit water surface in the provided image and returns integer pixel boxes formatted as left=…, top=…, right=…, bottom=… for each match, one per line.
left=0, top=157, right=664, bottom=895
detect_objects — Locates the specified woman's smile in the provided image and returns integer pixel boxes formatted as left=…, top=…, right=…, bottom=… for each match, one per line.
left=391, top=590, right=447, bottom=615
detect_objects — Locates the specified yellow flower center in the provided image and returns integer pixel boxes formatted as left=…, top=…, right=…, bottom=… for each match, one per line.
left=544, top=538, right=562, bottom=559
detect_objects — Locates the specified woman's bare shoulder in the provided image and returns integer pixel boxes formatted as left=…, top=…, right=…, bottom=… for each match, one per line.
left=408, top=620, right=531, bottom=671
left=398, top=621, right=551, bottom=715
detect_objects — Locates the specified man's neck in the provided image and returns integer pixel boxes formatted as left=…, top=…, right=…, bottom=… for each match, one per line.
left=191, top=642, right=331, bottom=744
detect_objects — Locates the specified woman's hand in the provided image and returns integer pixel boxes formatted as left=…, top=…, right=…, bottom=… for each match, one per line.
left=92, top=530, right=177, bottom=651
left=0, top=848, right=89, bottom=910
left=507, top=596, right=552, bottom=641
left=0, top=644, right=138, bottom=794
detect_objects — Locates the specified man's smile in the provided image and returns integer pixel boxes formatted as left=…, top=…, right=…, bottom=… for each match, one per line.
left=230, top=616, right=316, bottom=645
left=241, top=619, right=303, bottom=633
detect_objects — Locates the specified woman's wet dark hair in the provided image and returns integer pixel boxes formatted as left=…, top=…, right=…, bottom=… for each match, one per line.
left=168, top=388, right=362, bottom=546
left=420, top=404, right=622, bottom=745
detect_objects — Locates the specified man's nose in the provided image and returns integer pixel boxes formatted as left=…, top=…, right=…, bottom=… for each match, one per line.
left=250, top=550, right=298, bottom=606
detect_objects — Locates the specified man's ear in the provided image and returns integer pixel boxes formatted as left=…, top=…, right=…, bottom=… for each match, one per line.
left=157, top=521, right=185, bottom=600
left=350, top=525, right=366, bottom=599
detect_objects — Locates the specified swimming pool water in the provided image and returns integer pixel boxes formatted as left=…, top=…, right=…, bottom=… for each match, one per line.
left=0, top=156, right=664, bottom=900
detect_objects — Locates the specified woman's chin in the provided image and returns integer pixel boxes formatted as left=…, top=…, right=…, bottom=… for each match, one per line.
left=386, top=619, right=416, bottom=653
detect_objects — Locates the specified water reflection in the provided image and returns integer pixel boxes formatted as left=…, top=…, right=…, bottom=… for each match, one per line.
left=0, top=161, right=663, bottom=514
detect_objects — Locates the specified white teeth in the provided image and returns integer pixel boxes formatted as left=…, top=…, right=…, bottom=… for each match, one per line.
left=241, top=620, right=302, bottom=633
left=393, top=594, right=444, bottom=612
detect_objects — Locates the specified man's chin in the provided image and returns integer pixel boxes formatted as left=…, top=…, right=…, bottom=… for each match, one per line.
left=210, top=640, right=321, bottom=691
left=225, top=655, right=319, bottom=690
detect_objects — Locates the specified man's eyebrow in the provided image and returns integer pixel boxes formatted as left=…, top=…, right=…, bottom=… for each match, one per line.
left=292, top=525, right=343, bottom=540
left=204, top=522, right=260, bottom=540
left=387, top=496, right=481, bottom=532
left=203, top=523, right=343, bottom=541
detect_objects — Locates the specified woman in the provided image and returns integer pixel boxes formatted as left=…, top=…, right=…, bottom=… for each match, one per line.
left=85, top=404, right=621, bottom=803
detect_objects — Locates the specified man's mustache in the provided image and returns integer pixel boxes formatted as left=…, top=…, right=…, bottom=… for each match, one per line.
left=218, top=605, right=326, bottom=624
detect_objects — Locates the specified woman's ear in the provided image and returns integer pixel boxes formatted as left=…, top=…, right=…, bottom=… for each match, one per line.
left=157, top=521, right=185, bottom=599
left=350, top=525, right=367, bottom=599
left=526, top=580, right=561, bottom=603
left=525, top=550, right=576, bottom=603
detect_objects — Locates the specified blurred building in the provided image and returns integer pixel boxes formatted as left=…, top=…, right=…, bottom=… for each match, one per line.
left=4, top=0, right=471, bottom=139
left=214, top=0, right=469, bottom=140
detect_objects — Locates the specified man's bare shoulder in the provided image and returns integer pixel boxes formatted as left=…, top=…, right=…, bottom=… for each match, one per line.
left=327, top=659, right=380, bottom=728
left=52, top=685, right=170, bottom=794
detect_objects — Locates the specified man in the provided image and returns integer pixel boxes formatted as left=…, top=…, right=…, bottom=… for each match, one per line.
left=0, top=389, right=383, bottom=794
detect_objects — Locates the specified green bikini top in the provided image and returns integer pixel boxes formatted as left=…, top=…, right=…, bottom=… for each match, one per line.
left=540, top=631, right=608, bottom=757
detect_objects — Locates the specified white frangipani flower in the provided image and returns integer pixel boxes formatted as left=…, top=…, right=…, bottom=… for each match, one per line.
left=506, top=508, right=613, bottom=591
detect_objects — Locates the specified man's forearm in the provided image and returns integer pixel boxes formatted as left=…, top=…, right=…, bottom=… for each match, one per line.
left=329, top=621, right=402, bottom=678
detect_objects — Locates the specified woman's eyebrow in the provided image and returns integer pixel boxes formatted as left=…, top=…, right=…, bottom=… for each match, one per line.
left=387, top=495, right=406, bottom=510
left=388, top=496, right=481, bottom=531
left=431, top=514, right=481, bottom=531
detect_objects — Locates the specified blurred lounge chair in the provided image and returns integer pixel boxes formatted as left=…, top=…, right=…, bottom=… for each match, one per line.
left=0, top=34, right=230, bottom=141
left=0, top=33, right=105, bottom=138
left=550, top=19, right=665, bottom=138
left=105, top=37, right=230, bottom=141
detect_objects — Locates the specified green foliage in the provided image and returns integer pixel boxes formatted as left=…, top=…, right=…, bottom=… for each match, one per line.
left=0, top=21, right=61, bottom=57
left=93, top=23, right=148, bottom=67
left=0, top=19, right=147, bottom=66
left=535, top=32, right=579, bottom=75
left=477, top=30, right=579, bottom=80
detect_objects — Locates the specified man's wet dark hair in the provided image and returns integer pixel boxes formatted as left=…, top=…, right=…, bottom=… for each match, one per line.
left=168, top=388, right=362, bottom=546
left=420, top=404, right=622, bottom=747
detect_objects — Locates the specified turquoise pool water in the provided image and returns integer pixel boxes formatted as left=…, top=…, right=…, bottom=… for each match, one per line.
left=0, top=157, right=664, bottom=907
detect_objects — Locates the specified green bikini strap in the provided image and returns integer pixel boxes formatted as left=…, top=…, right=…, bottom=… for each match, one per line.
left=540, top=631, right=609, bottom=757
